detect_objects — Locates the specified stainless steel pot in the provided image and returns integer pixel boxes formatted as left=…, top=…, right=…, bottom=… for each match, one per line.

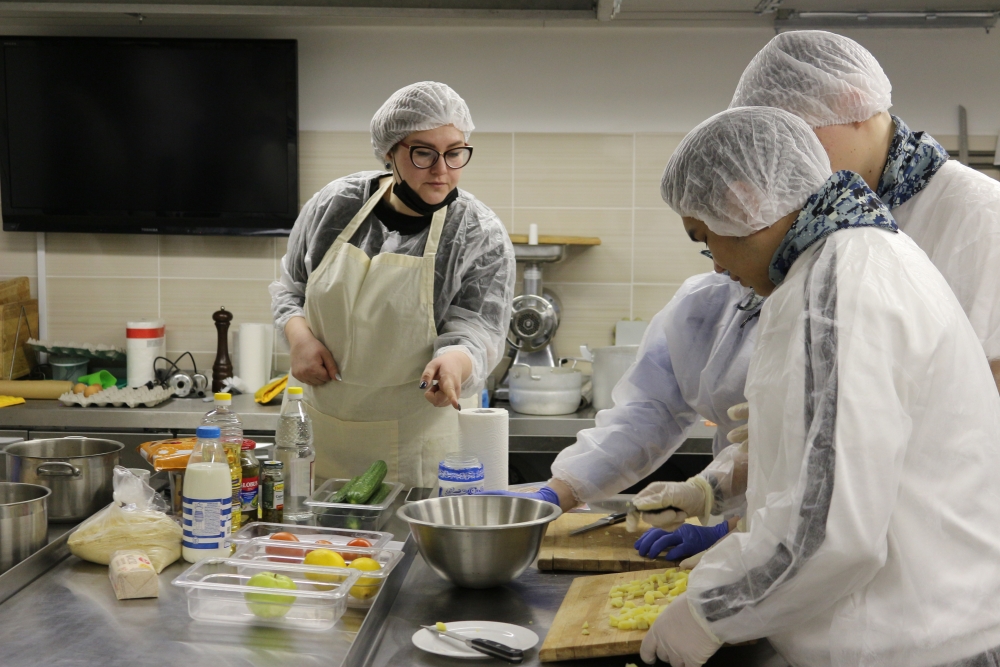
left=0, top=482, right=50, bottom=573
left=6, top=437, right=123, bottom=522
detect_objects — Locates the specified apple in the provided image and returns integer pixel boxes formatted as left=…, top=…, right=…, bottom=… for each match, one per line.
left=244, top=571, right=297, bottom=618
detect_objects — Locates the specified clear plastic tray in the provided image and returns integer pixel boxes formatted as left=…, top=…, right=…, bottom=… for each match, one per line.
left=171, top=557, right=361, bottom=631
left=231, top=521, right=392, bottom=548
left=232, top=538, right=405, bottom=608
left=304, top=479, right=405, bottom=531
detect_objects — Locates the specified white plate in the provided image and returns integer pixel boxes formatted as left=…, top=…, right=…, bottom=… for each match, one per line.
left=411, top=621, right=539, bottom=659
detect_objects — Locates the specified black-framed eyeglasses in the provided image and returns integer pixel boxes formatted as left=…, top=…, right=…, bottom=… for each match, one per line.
left=700, top=248, right=714, bottom=260
left=399, top=142, right=474, bottom=169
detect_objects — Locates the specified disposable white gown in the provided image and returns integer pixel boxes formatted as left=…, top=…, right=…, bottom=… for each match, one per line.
left=687, top=227, right=1000, bottom=667
left=550, top=272, right=759, bottom=503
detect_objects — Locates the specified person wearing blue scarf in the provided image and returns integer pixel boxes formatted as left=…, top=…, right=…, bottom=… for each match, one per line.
left=649, top=105, right=1000, bottom=667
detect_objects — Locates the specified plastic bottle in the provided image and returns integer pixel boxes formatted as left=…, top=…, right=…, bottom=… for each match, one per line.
left=182, top=425, right=232, bottom=563
left=202, top=392, right=243, bottom=529
left=239, top=439, right=260, bottom=526
left=275, top=387, right=315, bottom=521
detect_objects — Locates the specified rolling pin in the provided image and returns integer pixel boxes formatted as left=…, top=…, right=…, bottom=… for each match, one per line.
left=0, top=380, right=73, bottom=399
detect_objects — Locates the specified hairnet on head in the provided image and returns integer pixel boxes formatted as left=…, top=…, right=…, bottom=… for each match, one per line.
left=660, top=107, right=832, bottom=237
left=370, top=81, right=475, bottom=165
left=730, top=31, right=892, bottom=128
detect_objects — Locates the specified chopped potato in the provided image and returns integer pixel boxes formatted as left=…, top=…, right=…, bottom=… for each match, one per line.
left=435, top=622, right=447, bottom=632
left=605, top=569, right=690, bottom=633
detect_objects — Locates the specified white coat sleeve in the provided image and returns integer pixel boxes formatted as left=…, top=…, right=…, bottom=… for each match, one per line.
left=269, top=191, right=325, bottom=337
left=686, top=244, right=910, bottom=643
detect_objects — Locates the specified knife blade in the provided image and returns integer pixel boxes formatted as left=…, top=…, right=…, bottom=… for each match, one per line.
left=568, top=511, right=629, bottom=536
left=422, top=625, right=524, bottom=663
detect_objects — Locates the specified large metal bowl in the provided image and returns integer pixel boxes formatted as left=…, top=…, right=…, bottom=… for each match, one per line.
left=397, top=495, right=561, bottom=589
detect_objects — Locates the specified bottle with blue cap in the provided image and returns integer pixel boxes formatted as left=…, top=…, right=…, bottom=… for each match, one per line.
left=181, top=425, right=233, bottom=563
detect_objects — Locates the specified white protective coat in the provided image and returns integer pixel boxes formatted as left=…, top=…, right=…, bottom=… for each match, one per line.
left=686, top=227, right=1000, bottom=667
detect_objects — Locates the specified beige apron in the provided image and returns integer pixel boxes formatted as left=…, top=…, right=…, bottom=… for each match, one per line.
left=302, top=178, right=462, bottom=489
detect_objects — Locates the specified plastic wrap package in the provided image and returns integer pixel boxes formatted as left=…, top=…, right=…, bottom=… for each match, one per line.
left=138, top=437, right=197, bottom=471
left=69, top=467, right=182, bottom=573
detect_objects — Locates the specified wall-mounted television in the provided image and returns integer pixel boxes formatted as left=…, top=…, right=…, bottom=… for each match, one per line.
left=0, top=36, right=298, bottom=236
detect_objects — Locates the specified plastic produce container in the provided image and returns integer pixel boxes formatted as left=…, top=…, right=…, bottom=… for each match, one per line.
left=232, top=538, right=405, bottom=608
left=171, top=557, right=361, bottom=631
left=305, top=479, right=404, bottom=531
left=231, top=521, right=392, bottom=548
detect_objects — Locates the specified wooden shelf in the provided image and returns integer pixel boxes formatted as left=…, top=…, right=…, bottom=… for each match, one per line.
left=509, top=235, right=601, bottom=246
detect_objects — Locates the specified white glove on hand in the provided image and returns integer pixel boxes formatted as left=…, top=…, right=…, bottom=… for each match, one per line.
left=640, top=593, right=722, bottom=667
left=631, top=477, right=713, bottom=530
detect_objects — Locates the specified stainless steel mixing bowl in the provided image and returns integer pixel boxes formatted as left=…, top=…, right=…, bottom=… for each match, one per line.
left=397, top=495, right=561, bottom=589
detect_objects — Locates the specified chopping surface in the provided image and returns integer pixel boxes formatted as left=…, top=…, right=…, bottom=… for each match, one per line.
left=537, top=513, right=674, bottom=573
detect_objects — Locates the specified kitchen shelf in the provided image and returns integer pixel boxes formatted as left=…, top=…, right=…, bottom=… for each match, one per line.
left=509, top=235, right=601, bottom=246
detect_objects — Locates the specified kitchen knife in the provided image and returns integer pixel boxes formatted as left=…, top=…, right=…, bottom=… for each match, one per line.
left=422, top=625, right=524, bottom=663
left=568, top=511, right=629, bottom=536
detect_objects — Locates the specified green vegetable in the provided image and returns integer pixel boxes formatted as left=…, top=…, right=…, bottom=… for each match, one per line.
left=367, top=482, right=393, bottom=506
left=347, top=460, right=388, bottom=504
left=330, top=476, right=361, bottom=504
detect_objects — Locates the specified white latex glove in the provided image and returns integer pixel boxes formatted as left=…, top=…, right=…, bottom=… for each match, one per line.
left=640, top=593, right=722, bottom=666
left=726, top=401, right=749, bottom=443
left=631, top=477, right=713, bottom=530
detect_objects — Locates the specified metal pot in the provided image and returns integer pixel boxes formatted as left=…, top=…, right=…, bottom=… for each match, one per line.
left=508, top=364, right=583, bottom=415
left=6, top=437, right=123, bottom=522
left=0, top=482, right=50, bottom=573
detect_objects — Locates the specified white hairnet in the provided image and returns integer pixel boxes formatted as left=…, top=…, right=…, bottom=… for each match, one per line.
left=660, top=107, right=832, bottom=237
left=370, top=81, right=475, bottom=165
left=730, top=30, right=892, bottom=128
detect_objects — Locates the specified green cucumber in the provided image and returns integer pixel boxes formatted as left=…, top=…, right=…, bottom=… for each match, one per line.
left=366, top=482, right=393, bottom=506
left=347, top=460, right=388, bottom=504
left=331, top=476, right=361, bottom=504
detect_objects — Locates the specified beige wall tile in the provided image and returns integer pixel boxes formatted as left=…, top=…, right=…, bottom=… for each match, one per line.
left=490, top=207, right=513, bottom=234
left=459, top=132, right=512, bottom=211
left=0, top=228, right=37, bottom=279
left=514, top=133, right=633, bottom=208
left=523, top=208, right=632, bottom=284
left=633, top=208, right=712, bottom=284
left=46, top=234, right=157, bottom=278
left=164, top=350, right=216, bottom=375
left=632, top=284, right=681, bottom=322
left=159, top=236, right=275, bottom=280
left=634, top=133, right=685, bottom=209
left=47, top=277, right=158, bottom=346
left=160, top=278, right=273, bottom=353
left=300, top=131, right=376, bottom=205
left=546, top=283, right=631, bottom=355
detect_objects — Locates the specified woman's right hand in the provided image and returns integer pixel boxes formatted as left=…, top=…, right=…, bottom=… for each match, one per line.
left=285, top=316, right=340, bottom=386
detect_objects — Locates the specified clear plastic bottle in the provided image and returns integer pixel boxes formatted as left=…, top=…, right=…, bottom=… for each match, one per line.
left=276, top=387, right=314, bottom=521
left=182, top=425, right=232, bottom=563
left=202, top=392, right=243, bottom=529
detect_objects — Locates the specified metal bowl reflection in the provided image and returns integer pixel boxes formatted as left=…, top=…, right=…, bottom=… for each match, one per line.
left=397, top=495, right=561, bottom=589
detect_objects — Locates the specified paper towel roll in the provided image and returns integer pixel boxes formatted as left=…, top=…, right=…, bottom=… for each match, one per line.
left=238, top=323, right=274, bottom=393
left=458, top=408, right=508, bottom=492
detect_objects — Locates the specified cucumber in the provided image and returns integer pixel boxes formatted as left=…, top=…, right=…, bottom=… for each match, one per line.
left=366, top=482, right=393, bottom=506
left=331, top=476, right=361, bottom=504
left=347, top=460, right=388, bottom=504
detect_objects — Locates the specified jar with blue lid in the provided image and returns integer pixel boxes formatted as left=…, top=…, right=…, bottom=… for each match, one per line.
left=436, top=455, right=485, bottom=497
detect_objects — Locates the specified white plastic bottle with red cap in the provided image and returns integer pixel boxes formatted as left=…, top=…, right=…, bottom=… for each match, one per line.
left=126, top=319, right=165, bottom=387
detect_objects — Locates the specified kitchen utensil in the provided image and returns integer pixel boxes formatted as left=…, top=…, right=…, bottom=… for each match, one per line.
left=304, top=478, right=405, bottom=531
left=412, top=621, right=539, bottom=660
left=508, top=365, right=582, bottom=415
left=538, top=567, right=683, bottom=662
left=536, top=513, right=675, bottom=573
left=568, top=511, right=628, bottom=536
left=421, top=625, right=525, bottom=663
left=0, top=482, right=50, bottom=574
left=590, top=345, right=639, bottom=411
left=0, top=380, right=72, bottom=399
left=6, top=437, right=123, bottom=522
left=48, top=356, right=88, bottom=382
left=397, top=495, right=562, bottom=588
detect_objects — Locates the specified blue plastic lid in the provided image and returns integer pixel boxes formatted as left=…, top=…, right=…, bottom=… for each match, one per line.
left=196, top=425, right=221, bottom=439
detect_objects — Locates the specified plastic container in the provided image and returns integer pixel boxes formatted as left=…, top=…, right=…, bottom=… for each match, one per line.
left=181, top=425, right=233, bottom=563
left=50, top=356, right=89, bottom=382
left=305, top=479, right=405, bottom=531
left=232, top=539, right=404, bottom=608
left=230, top=521, right=392, bottom=549
left=435, top=455, right=485, bottom=497
left=275, top=387, right=314, bottom=521
left=171, top=557, right=360, bottom=631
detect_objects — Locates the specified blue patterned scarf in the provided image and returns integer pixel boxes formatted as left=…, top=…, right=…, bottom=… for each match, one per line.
left=876, top=116, right=949, bottom=210
left=769, top=170, right=898, bottom=287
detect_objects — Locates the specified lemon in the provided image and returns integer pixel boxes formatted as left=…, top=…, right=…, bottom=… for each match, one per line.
left=348, top=557, right=382, bottom=600
left=304, top=548, right=347, bottom=590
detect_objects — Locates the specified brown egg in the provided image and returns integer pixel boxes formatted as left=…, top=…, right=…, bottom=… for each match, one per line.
left=83, top=383, right=103, bottom=397
left=73, top=383, right=87, bottom=394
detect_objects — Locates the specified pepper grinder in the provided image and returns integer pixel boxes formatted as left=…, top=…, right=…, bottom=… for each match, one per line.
left=212, top=306, right=233, bottom=393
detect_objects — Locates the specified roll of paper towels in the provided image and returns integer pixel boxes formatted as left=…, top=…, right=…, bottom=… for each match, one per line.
left=238, top=323, right=274, bottom=393
left=458, top=408, right=508, bottom=491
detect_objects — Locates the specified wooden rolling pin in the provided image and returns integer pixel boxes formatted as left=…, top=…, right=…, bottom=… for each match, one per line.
left=0, top=380, right=73, bottom=399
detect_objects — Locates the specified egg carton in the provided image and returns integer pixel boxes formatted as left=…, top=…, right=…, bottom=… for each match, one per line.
left=59, top=385, right=175, bottom=408
left=27, top=338, right=127, bottom=364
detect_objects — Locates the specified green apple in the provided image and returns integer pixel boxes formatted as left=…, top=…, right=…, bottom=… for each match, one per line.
left=244, top=571, right=297, bottom=618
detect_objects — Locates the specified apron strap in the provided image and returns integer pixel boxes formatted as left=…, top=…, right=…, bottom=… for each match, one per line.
left=330, top=178, right=393, bottom=254
left=423, top=205, right=447, bottom=257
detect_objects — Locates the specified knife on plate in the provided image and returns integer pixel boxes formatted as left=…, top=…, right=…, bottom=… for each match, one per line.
left=422, top=625, right=524, bottom=663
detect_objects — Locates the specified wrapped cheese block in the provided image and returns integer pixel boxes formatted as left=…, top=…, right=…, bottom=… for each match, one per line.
left=108, top=550, right=159, bottom=600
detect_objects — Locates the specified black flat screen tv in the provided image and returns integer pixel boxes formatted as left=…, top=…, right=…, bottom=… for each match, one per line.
left=0, top=37, right=298, bottom=236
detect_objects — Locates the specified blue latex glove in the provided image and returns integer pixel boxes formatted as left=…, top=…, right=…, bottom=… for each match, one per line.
left=480, top=486, right=560, bottom=506
left=634, top=522, right=730, bottom=561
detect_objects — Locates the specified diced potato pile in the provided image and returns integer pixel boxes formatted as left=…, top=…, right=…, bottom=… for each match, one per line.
left=607, top=569, right=688, bottom=631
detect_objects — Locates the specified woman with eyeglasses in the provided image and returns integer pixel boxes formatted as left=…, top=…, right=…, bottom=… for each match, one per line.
left=269, top=81, right=515, bottom=488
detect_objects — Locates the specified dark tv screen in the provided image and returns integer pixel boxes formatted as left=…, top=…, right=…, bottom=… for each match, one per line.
left=0, top=37, right=298, bottom=235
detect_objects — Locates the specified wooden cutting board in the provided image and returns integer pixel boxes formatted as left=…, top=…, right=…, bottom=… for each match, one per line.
left=539, top=568, right=681, bottom=662
left=537, top=513, right=675, bottom=572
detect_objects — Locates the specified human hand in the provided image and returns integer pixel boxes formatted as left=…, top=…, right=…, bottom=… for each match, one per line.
left=634, top=522, right=730, bottom=561
left=640, top=593, right=722, bottom=666
left=632, top=478, right=713, bottom=530
left=420, top=349, right=472, bottom=409
left=286, top=317, right=339, bottom=386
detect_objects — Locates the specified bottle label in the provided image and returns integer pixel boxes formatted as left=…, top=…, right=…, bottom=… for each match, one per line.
left=263, top=481, right=284, bottom=510
left=182, top=496, right=231, bottom=549
left=240, top=476, right=259, bottom=511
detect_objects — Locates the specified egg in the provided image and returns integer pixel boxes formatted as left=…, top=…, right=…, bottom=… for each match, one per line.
left=84, top=383, right=103, bottom=397
left=73, top=383, right=87, bottom=394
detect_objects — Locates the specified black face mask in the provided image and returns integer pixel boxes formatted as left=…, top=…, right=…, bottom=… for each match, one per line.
left=389, top=156, right=458, bottom=215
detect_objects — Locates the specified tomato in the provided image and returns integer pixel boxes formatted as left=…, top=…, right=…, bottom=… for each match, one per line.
left=341, top=538, right=373, bottom=562
left=264, top=531, right=305, bottom=560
